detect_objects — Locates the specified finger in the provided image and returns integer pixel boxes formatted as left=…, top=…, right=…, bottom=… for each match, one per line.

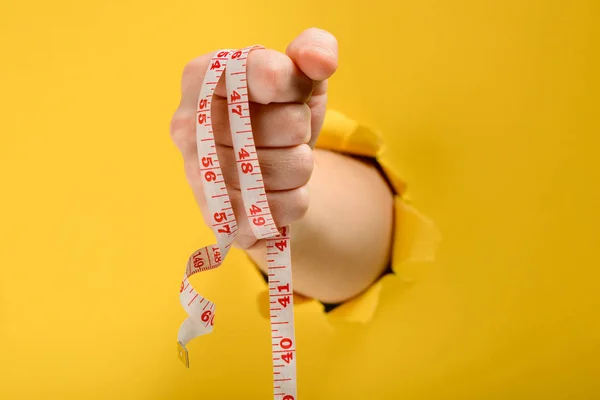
left=171, top=49, right=314, bottom=157
left=184, top=157, right=309, bottom=247
left=171, top=51, right=217, bottom=157
left=178, top=49, right=313, bottom=113
left=170, top=107, right=196, bottom=159
left=172, top=99, right=311, bottom=163
left=305, top=84, right=328, bottom=149
left=215, top=144, right=314, bottom=191
left=285, top=28, right=338, bottom=83
left=210, top=98, right=311, bottom=148
left=176, top=39, right=331, bottom=113
left=213, top=48, right=314, bottom=104
left=178, top=51, right=217, bottom=113
left=286, top=28, right=338, bottom=148
left=227, top=185, right=310, bottom=248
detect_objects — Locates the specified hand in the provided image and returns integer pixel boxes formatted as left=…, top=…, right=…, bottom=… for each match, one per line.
left=170, top=28, right=338, bottom=249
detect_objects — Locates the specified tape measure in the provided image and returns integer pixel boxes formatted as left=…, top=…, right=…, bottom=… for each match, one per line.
left=177, top=46, right=298, bottom=400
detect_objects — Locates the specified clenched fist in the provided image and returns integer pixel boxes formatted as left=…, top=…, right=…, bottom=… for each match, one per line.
left=171, top=28, right=393, bottom=303
left=170, top=28, right=338, bottom=249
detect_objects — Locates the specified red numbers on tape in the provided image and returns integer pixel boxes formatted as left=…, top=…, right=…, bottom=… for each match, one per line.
left=277, top=283, right=290, bottom=293
left=205, top=171, right=217, bottom=182
left=280, top=338, right=293, bottom=350
left=210, top=60, right=221, bottom=70
left=193, top=253, right=204, bottom=269
left=202, top=310, right=215, bottom=326
left=178, top=46, right=297, bottom=400
left=213, top=247, right=222, bottom=264
left=218, top=224, right=231, bottom=234
left=241, top=162, right=253, bottom=173
left=214, top=212, right=227, bottom=223
left=249, top=204, right=261, bottom=215
left=202, top=157, right=213, bottom=167
left=278, top=296, right=291, bottom=308
left=239, top=148, right=250, bottom=159
left=232, top=105, right=242, bottom=116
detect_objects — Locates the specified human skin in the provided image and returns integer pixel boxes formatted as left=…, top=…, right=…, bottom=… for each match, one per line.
left=170, top=28, right=394, bottom=304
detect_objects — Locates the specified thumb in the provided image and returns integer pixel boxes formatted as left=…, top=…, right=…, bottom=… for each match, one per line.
left=285, top=28, right=338, bottom=83
left=286, top=28, right=338, bottom=147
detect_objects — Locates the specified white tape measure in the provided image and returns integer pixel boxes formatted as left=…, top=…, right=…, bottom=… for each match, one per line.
left=177, top=46, right=298, bottom=400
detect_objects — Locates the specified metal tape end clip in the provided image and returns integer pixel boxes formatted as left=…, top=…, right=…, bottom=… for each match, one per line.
left=177, top=341, right=190, bottom=368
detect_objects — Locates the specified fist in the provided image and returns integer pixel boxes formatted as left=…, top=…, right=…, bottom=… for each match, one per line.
left=170, top=28, right=338, bottom=249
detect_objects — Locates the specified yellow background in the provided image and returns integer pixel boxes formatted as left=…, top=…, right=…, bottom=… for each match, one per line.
left=1, top=0, right=599, bottom=399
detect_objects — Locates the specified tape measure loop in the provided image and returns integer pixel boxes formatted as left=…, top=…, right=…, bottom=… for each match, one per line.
left=176, top=47, right=298, bottom=399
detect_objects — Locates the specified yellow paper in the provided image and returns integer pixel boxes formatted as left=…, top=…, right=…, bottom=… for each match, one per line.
left=1, top=1, right=599, bottom=399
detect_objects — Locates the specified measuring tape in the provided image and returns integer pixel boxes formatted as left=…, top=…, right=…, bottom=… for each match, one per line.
left=177, top=46, right=298, bottom=400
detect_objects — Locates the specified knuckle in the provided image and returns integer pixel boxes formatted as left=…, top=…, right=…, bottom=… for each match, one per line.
left=264, top=60, right=287, bottom=101
left=295, top=144, right=314, bottom=177
left=288, top=104, right=311, bottom=144
left=181, top=58, right=203, bottom=86
left=180, top=52, right=215, bottom=92
left=169, top=111, right=194, bottom=148
left=267, top=186, right=310, bottom=227
left=291, top=185, right=310, bottom=220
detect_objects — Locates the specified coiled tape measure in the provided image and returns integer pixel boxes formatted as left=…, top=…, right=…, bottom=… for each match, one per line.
left=177, top=46, right=297, bottom=400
